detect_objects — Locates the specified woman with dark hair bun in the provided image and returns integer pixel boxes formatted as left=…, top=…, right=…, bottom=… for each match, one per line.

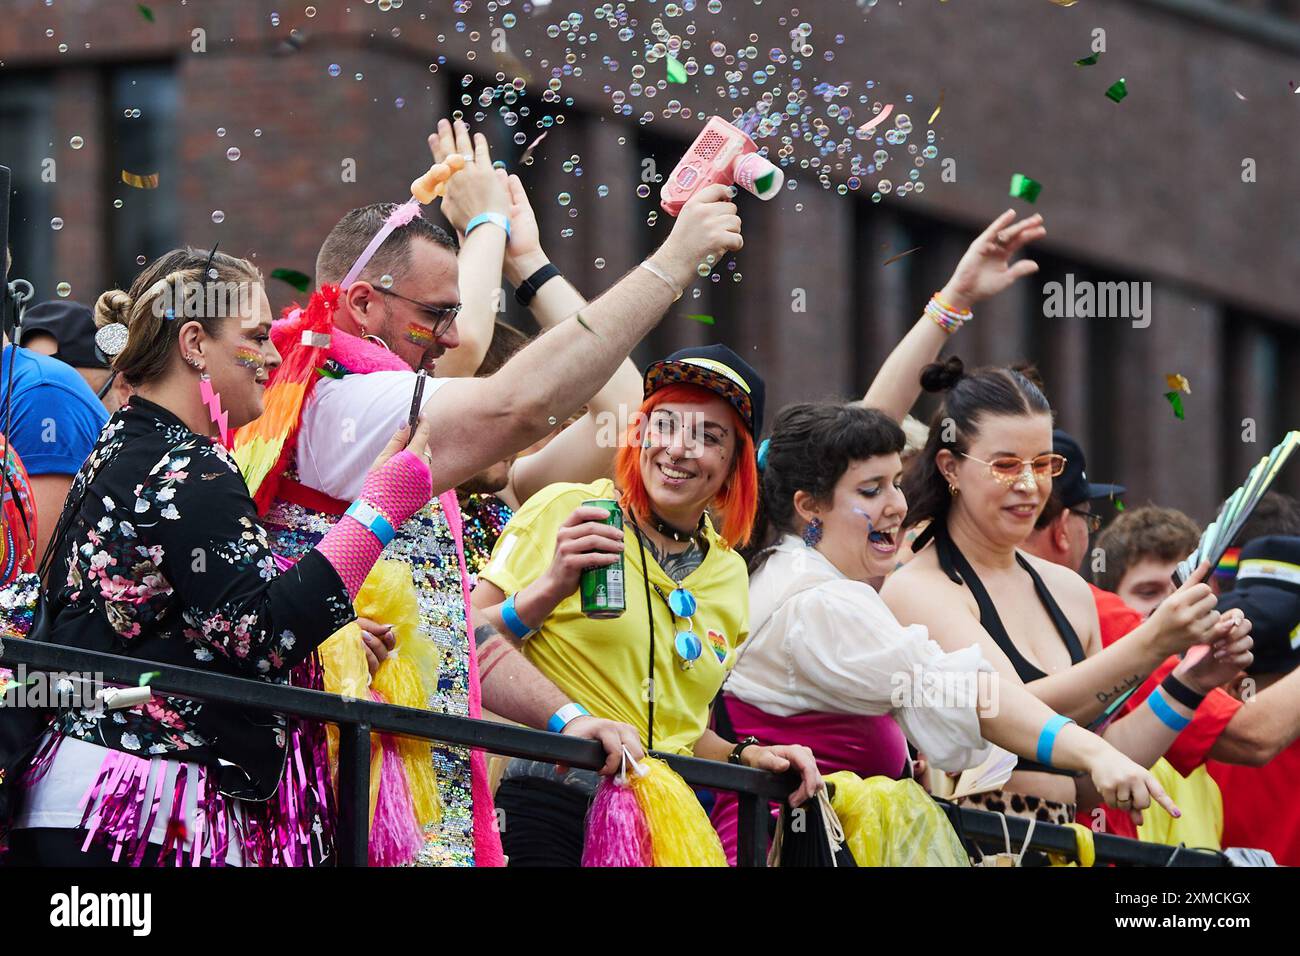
left=882, top=359, right=1252, bottom=836
left=711, top=400, right=1192, bottom=864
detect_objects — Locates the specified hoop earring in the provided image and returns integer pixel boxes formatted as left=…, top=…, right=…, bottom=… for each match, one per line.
left=949, top=484, right=959, bottom=496
left=802, top=517, right=823, bottom=548
left=362, top=333, right=392, bottom=352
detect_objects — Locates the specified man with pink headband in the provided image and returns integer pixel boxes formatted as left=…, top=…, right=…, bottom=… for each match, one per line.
left=233, top=120, right=744, bottom=865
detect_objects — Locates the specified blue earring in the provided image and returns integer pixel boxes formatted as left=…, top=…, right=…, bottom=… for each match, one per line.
left=802, top=517, right=823, bottom=548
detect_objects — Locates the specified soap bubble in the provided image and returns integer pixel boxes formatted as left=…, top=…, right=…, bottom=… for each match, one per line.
left=211, top=210, right=226, bottom=223
left=56, top=282, right=71, bottom=297
left=226, top=147, right=241, bottom=161
left=328, top=64, right=341, bottom=77
left=69, top=136, right=83, bottom=149
left=136, top=255, right=147, bottom=265
left=380, top=274, right=394, bottom=288
left=216, top=127, right=226, bottom=137
left=594, top=257, right=606, bottom=269
left=636, top=184, right=651, bottom=198
left=557, top=192, right=571, bottom=206
left=50, top=217, right=64, bottom=230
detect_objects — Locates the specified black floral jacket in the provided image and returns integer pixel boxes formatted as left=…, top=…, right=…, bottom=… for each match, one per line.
left=45, top=397, right=354, bottom=800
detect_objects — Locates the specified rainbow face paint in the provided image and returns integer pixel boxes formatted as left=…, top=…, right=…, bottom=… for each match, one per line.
left=404, top=321, right=435, bottom=348
left=234, top=346, right=264, bottom=371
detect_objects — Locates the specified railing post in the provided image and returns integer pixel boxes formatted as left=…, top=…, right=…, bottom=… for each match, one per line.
left=335, top=722, right=371, bottom=867
left=735, top=791, right=768, bottom=867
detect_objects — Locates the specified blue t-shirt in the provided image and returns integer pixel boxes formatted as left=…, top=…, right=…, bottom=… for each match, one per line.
left=0, top=345, right=108, bottom=476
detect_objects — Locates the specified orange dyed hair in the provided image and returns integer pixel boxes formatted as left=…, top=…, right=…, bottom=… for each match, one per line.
left=614, top=382, right=758, bottom=549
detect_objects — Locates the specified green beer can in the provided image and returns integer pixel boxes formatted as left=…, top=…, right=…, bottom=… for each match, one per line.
left=580, top=498, right=625, bottom=619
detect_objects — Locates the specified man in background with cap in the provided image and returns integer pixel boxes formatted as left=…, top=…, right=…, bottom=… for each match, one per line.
left=18, top=300, right=131, bottom=414
left=0, top=299, right=108, bottom=563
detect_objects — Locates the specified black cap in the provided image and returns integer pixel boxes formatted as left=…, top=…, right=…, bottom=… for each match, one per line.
left=1053, top=428, right=1125, bottom=509
left=1218, top=535, right=1300, bottom=676
left=18, top=300, right=109, bottom=370
left=643, top=344, right=765, bottom=437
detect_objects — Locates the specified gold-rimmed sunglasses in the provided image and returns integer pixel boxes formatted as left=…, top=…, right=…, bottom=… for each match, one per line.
left=962, top=452, right=1067, bottom=486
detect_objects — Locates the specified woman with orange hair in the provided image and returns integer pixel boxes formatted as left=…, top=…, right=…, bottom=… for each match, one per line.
left=471, top=345, right=821, bottom=866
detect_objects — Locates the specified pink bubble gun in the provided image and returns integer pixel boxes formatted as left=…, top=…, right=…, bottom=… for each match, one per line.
left=659, top=115, right=784, bottom=216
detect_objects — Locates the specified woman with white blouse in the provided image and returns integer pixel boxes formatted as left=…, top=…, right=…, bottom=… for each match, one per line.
left=710, top=402, right=1181, bottom=863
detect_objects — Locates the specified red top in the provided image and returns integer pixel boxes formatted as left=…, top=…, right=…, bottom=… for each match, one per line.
left=1209, top=742, right=1300, bottom=866
left=1078, top=585, right=1242, bottom=839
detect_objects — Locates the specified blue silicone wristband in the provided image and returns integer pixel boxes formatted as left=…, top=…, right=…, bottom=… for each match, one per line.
left=1036, top=714, right=1075, bottom=767
left=1147, top=687, right=1192, bottom=733
left=548, top=702, right=590, bottom=734
left=344, top=500, right=397, bottom=547
left=500, top=593, right=533, bottom=640
left=465, top=212, right=511, bottom=238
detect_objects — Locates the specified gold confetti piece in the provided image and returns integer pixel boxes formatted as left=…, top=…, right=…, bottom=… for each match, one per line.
left=928, top=90, right=944, bottom=125
left=121, top=169, right=160, bottom=189
left=1165, top=373, right=1191, bottom=394
left=882, top=246, right=923, bottom=266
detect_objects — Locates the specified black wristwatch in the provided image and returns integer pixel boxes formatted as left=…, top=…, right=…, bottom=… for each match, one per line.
left=514, top=262, right=562, bottom=307
left=729, top=736, right=761, bottom=765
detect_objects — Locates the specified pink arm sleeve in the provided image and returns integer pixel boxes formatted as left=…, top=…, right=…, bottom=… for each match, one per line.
left=314, top=449, right=432, bottom=599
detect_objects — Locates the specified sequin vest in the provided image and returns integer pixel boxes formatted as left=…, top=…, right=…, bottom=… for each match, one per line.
left=259, top=332, right=504, bottom=867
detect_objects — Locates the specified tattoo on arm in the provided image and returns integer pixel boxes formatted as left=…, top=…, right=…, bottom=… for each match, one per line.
left=474, top=623, right=502, bottom=647
left=1095, top=673, right=1142, bottom=706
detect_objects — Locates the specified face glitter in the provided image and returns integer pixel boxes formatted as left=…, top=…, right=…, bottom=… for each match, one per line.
left=405, top=322, right=436, bottom=347
left=234, top=346, right=265, bottom=371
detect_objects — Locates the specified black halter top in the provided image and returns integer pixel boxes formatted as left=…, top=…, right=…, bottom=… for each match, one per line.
left=929, top=523, right=1087, bottom=777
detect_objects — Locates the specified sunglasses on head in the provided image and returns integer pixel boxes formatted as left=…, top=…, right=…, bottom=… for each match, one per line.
left=962, top=452, right=1067, bottom=485
left=372, top=286, right=462, bottom=337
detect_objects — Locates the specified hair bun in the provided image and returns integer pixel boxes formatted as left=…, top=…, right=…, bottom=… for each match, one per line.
left=93, top=289, right=133, bottom=329
left=1011, top=361, right=1046, bottom=393
left=920, top=355, right=965, bottom=393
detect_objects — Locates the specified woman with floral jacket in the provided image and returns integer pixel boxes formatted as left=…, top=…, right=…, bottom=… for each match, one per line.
left=6, top=248, right=436, bottom=866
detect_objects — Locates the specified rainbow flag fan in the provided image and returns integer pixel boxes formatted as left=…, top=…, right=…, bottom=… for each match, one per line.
left=1173, top=430, right=1300, bottom=585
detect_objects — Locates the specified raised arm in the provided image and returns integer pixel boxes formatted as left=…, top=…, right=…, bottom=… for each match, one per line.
left=862, top=210, right=1045, bottom=422
left=489, top=171, right=642, bottom=507
left=428, top=119, right=509, bottom=380
left=424, top=183, right=742, bottom=494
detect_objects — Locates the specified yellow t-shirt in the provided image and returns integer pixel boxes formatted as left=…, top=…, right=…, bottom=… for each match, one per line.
left=480, top=478, right=749, bottom=755
left=1137, top=759, right=1223, bottom=851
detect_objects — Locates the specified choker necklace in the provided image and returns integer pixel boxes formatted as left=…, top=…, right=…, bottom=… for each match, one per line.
left=648, top=509, right=705, bottom=544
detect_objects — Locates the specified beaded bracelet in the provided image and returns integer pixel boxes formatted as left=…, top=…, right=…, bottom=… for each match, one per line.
left=925, top=292, right=973, bottom=335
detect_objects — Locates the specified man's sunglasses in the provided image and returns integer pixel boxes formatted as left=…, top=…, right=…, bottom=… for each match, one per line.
left=1068, top=508, right=1103, bottom=533
left=962, top=452, right=1067, bottom=486
left=373, top=287, right=462, bottom=337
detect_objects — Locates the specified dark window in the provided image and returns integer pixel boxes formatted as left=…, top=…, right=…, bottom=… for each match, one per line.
left=0, top=73, right=55, bottom=302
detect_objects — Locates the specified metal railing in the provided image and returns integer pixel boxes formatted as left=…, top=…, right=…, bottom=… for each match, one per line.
left=0, top=637, right=1228, bottom=867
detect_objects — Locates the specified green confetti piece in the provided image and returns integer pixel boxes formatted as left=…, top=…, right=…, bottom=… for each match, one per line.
left=138, top=3, right=155, bottom=22
left=1164, top=391, right=1185, bottom=420
left=137, top=670, right=161, bottom=687
left=684, top=314, right=715, bottom=325
left=1009, top=173, right=1042, bottom=203
left=271, top=268, right=312, bottom=293
left=575, top=313, right=598, bottom=336
left=1105, top=78, right=1128, bottom=103
left=1115, top=499, right=1126, bottom=512
left=666, top=53, right=687, bottom=84
left=1075, top=52, right=1101, bottom=67
left=316, top=365, right=343, bottom=379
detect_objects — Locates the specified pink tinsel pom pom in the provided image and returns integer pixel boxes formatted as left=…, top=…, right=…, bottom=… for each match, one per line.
left=582, top=774, right=653, bottom=867
left=367, top=691, right=424, bottom=867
